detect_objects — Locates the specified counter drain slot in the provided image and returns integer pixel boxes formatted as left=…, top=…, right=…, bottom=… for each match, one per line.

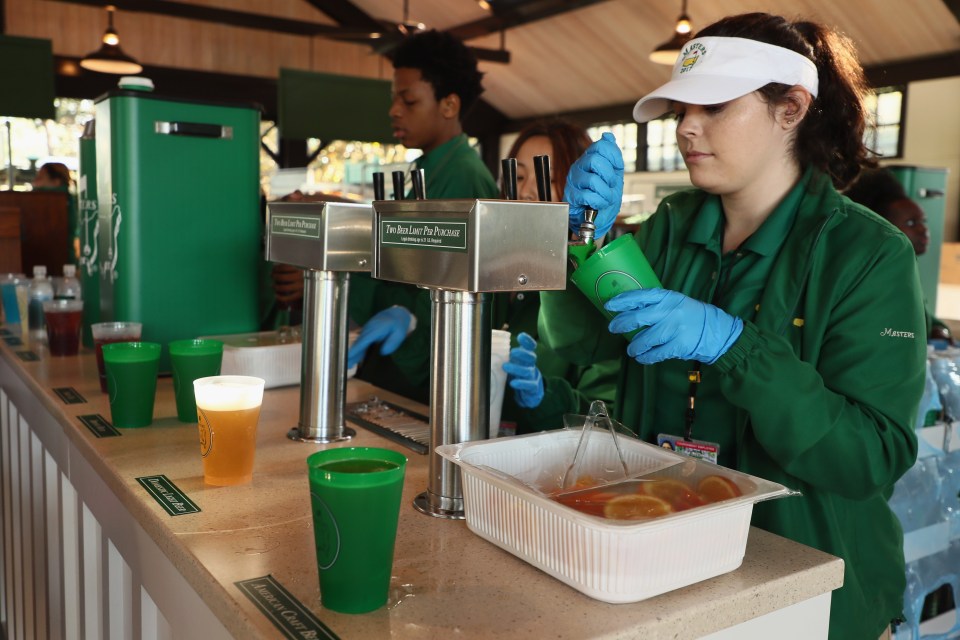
left=345, top=398, right=430, bottom=455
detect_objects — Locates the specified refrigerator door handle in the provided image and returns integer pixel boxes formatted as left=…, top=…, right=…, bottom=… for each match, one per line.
left=154, top=121, right=233, bottom=139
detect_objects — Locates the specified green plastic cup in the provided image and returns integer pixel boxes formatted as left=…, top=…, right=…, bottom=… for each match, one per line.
left=103, top=342, right=161, bottom=428
left=307, top=447, right=407, bottom=614
left=570, top=234, right=662, bottom=339
left=169, top=339, right=224, bottom=422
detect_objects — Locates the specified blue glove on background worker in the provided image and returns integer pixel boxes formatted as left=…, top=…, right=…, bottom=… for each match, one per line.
left=347, top=305, right=415, bottom=369
left=605, top=289, right=743, bottom=365
left=563, top=132, right=624, bottom=238
left=502, top=332, right=545, bottom=408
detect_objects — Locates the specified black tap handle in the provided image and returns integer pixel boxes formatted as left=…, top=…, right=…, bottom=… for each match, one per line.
left=501, top=158, right=518, bottom=200
left=534, top=155, right=551, bottom=201
left=411, top=168, right=426, bottom=200
left=373, top=172, right=385, bottom=200
left=391, top=171, right=405, bottom=200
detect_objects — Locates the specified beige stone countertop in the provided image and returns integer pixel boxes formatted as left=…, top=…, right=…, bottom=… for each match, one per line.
left=1, top=331, right=844, bottom=639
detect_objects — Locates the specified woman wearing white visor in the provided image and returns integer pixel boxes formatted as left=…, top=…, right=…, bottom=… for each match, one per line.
left=541, top=12, right=924, bottom=640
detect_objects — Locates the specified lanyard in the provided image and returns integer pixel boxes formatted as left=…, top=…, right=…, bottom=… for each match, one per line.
left=683, top=247, right=745, bottom=441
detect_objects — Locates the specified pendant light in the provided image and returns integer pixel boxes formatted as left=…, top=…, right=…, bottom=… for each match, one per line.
left=649, top=0, right=693, bottom=65
left=80, top=5, right=143, bottom=75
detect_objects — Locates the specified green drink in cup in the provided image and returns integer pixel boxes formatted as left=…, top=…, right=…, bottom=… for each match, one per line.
left=307, top=447, right=407, bottom=614
left=169, top=339, right=224, bottom=422
left=102, top=342, right=161, bottom=428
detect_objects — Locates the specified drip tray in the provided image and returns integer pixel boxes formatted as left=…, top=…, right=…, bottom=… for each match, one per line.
left=345, top=397, right=430, bottom=455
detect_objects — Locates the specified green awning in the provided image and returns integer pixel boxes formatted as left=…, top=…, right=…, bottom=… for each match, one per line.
left=0, top=35, right=55, bottom=120
left=278, top=68, right=393, bottom=143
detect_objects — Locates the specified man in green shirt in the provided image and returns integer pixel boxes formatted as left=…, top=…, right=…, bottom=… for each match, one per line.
left=347, top=30, right=499, bottom=401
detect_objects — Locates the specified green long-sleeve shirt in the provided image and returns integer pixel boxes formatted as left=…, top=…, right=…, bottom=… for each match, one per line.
left=540, top=169, right=925, bottom=640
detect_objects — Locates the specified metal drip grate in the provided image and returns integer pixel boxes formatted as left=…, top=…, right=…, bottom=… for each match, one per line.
left=345, top=397, right=430, bottom=454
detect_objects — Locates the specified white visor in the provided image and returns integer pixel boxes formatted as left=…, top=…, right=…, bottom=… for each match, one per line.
left=633, top=36, right=819, bottom=123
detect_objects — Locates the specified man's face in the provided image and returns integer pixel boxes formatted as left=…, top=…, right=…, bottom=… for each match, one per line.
left=389, top=67, right=447, bottom=152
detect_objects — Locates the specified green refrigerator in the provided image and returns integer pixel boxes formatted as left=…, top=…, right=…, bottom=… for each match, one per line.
left=78, top=119, right=99, bottom=348
left=888, top=165, right=949, bottom=314
left=95, top=90, right=262, bottom=372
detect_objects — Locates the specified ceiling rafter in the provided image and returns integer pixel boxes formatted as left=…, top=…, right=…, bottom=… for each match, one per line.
left=448, top=0, right=611, bottom=41
left=302, top=0, right=384, bottom=32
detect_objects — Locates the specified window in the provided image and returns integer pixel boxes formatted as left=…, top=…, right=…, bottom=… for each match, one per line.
left=863, top=86, right=905, bottom=159
left=586, top=122, right=638, bottom=173
left=0, top=97, right=94, bottom=190
left=643, top=115, right=684, bottom=172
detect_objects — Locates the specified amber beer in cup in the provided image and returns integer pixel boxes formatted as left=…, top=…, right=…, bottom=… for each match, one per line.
left=193, top=375, right=265, bottom=486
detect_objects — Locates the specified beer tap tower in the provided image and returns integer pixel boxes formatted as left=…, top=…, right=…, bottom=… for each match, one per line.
left=372, top=160, right=568, bottom=518
left=265, top=198, right=374, bottom=443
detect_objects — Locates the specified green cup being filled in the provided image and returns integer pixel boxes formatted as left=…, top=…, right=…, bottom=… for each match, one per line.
left=307, top=447, right=407, bottom=614
left=570, top=234, right=662, bottom=339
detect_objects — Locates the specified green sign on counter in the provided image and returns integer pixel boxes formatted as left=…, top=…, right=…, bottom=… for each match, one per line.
left=54, top=387, right=87, bottom=405
left=236, top=575, right=340, bottom=640
left=136, top=475, right=200, bottom=516
left=78, top=414, right=121, bottom=438
left=4, top=336, right=23, bottom=346
left=15, top=350, right=38, bottom=361
left=380, top=218, right=468, bottom=252
left=271, top=215, right=321, bottom=239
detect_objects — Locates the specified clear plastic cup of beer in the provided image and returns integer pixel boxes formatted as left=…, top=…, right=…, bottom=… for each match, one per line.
left=192, top=375, right=265, bottom=486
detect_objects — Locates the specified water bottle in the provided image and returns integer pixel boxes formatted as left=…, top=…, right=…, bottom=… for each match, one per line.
left=27, top=265, right=54, bottom=335
left=56, top=264, right=82, bottom=301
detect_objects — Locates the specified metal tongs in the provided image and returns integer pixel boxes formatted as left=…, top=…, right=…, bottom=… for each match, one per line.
left=560, top=399, right=630, bottom=490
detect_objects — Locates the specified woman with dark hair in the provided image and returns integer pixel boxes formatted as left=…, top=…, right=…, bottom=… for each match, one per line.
left=494, top=120, right=617, bottom=434
left=544, top=13, right=924, bottom=638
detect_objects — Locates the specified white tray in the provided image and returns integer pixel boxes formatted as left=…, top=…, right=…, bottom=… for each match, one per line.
left=437, top=429, right=793, bottom=603
left=201, top=330, right=302, bottom=389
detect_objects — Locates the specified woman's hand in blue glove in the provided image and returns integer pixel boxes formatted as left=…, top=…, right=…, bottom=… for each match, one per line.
left=502, top=332, right=545, bottom=408
left=564, top=132, right=624, bottom=238
left=605, top=289, right=744, bottom=365
left=347, top=306, right=414, bottom=369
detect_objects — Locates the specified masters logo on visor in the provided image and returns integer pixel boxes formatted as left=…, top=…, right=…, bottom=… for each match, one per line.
left=680, top=42, right=707, bottom=73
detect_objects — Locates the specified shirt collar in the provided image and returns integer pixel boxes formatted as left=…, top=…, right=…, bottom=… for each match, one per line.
left=687, top=167, right=813, bottom=257
left=414, top=133, right=467, bottom=171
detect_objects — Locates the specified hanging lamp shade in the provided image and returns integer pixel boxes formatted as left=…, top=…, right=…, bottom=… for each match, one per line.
left=649, top=0, right=693, bottom=65
left=80, top=6, right=142, bottom=75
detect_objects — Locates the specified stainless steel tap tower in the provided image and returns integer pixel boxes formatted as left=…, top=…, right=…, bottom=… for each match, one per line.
left=265, top=201, right=373, bottom=443
left=372, top=198, right=569, bottom=518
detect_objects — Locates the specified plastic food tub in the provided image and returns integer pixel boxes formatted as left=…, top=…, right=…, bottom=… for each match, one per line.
left=436, top=429, right=793, bottom=603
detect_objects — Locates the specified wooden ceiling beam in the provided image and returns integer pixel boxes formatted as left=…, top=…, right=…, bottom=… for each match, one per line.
left=302, top=0, right=383, bottom=31
left=864, top=52, right=960, bottom=87
left=57, top=0, right=348, bottom=37
left=447, top=0, right=610, bottom=41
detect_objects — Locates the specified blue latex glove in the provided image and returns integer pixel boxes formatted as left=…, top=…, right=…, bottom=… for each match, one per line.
left=347, top=306, right=414, bottom=369
left=605, top=289, right=744, bottom=365
left=563, top=132, right=624, bottom=238
left=501, top=332, right=545, bottom=409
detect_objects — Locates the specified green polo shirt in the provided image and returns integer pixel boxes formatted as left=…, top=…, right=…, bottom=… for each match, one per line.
left=409, top=133, right=498, bottom=200
left=649, top=174, right=807, bottom=466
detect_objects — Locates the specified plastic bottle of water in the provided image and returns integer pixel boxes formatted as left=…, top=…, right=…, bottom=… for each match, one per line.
left=56, top=264, right=82, bottom=301
left=27, top=265, right=54, bottom=335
